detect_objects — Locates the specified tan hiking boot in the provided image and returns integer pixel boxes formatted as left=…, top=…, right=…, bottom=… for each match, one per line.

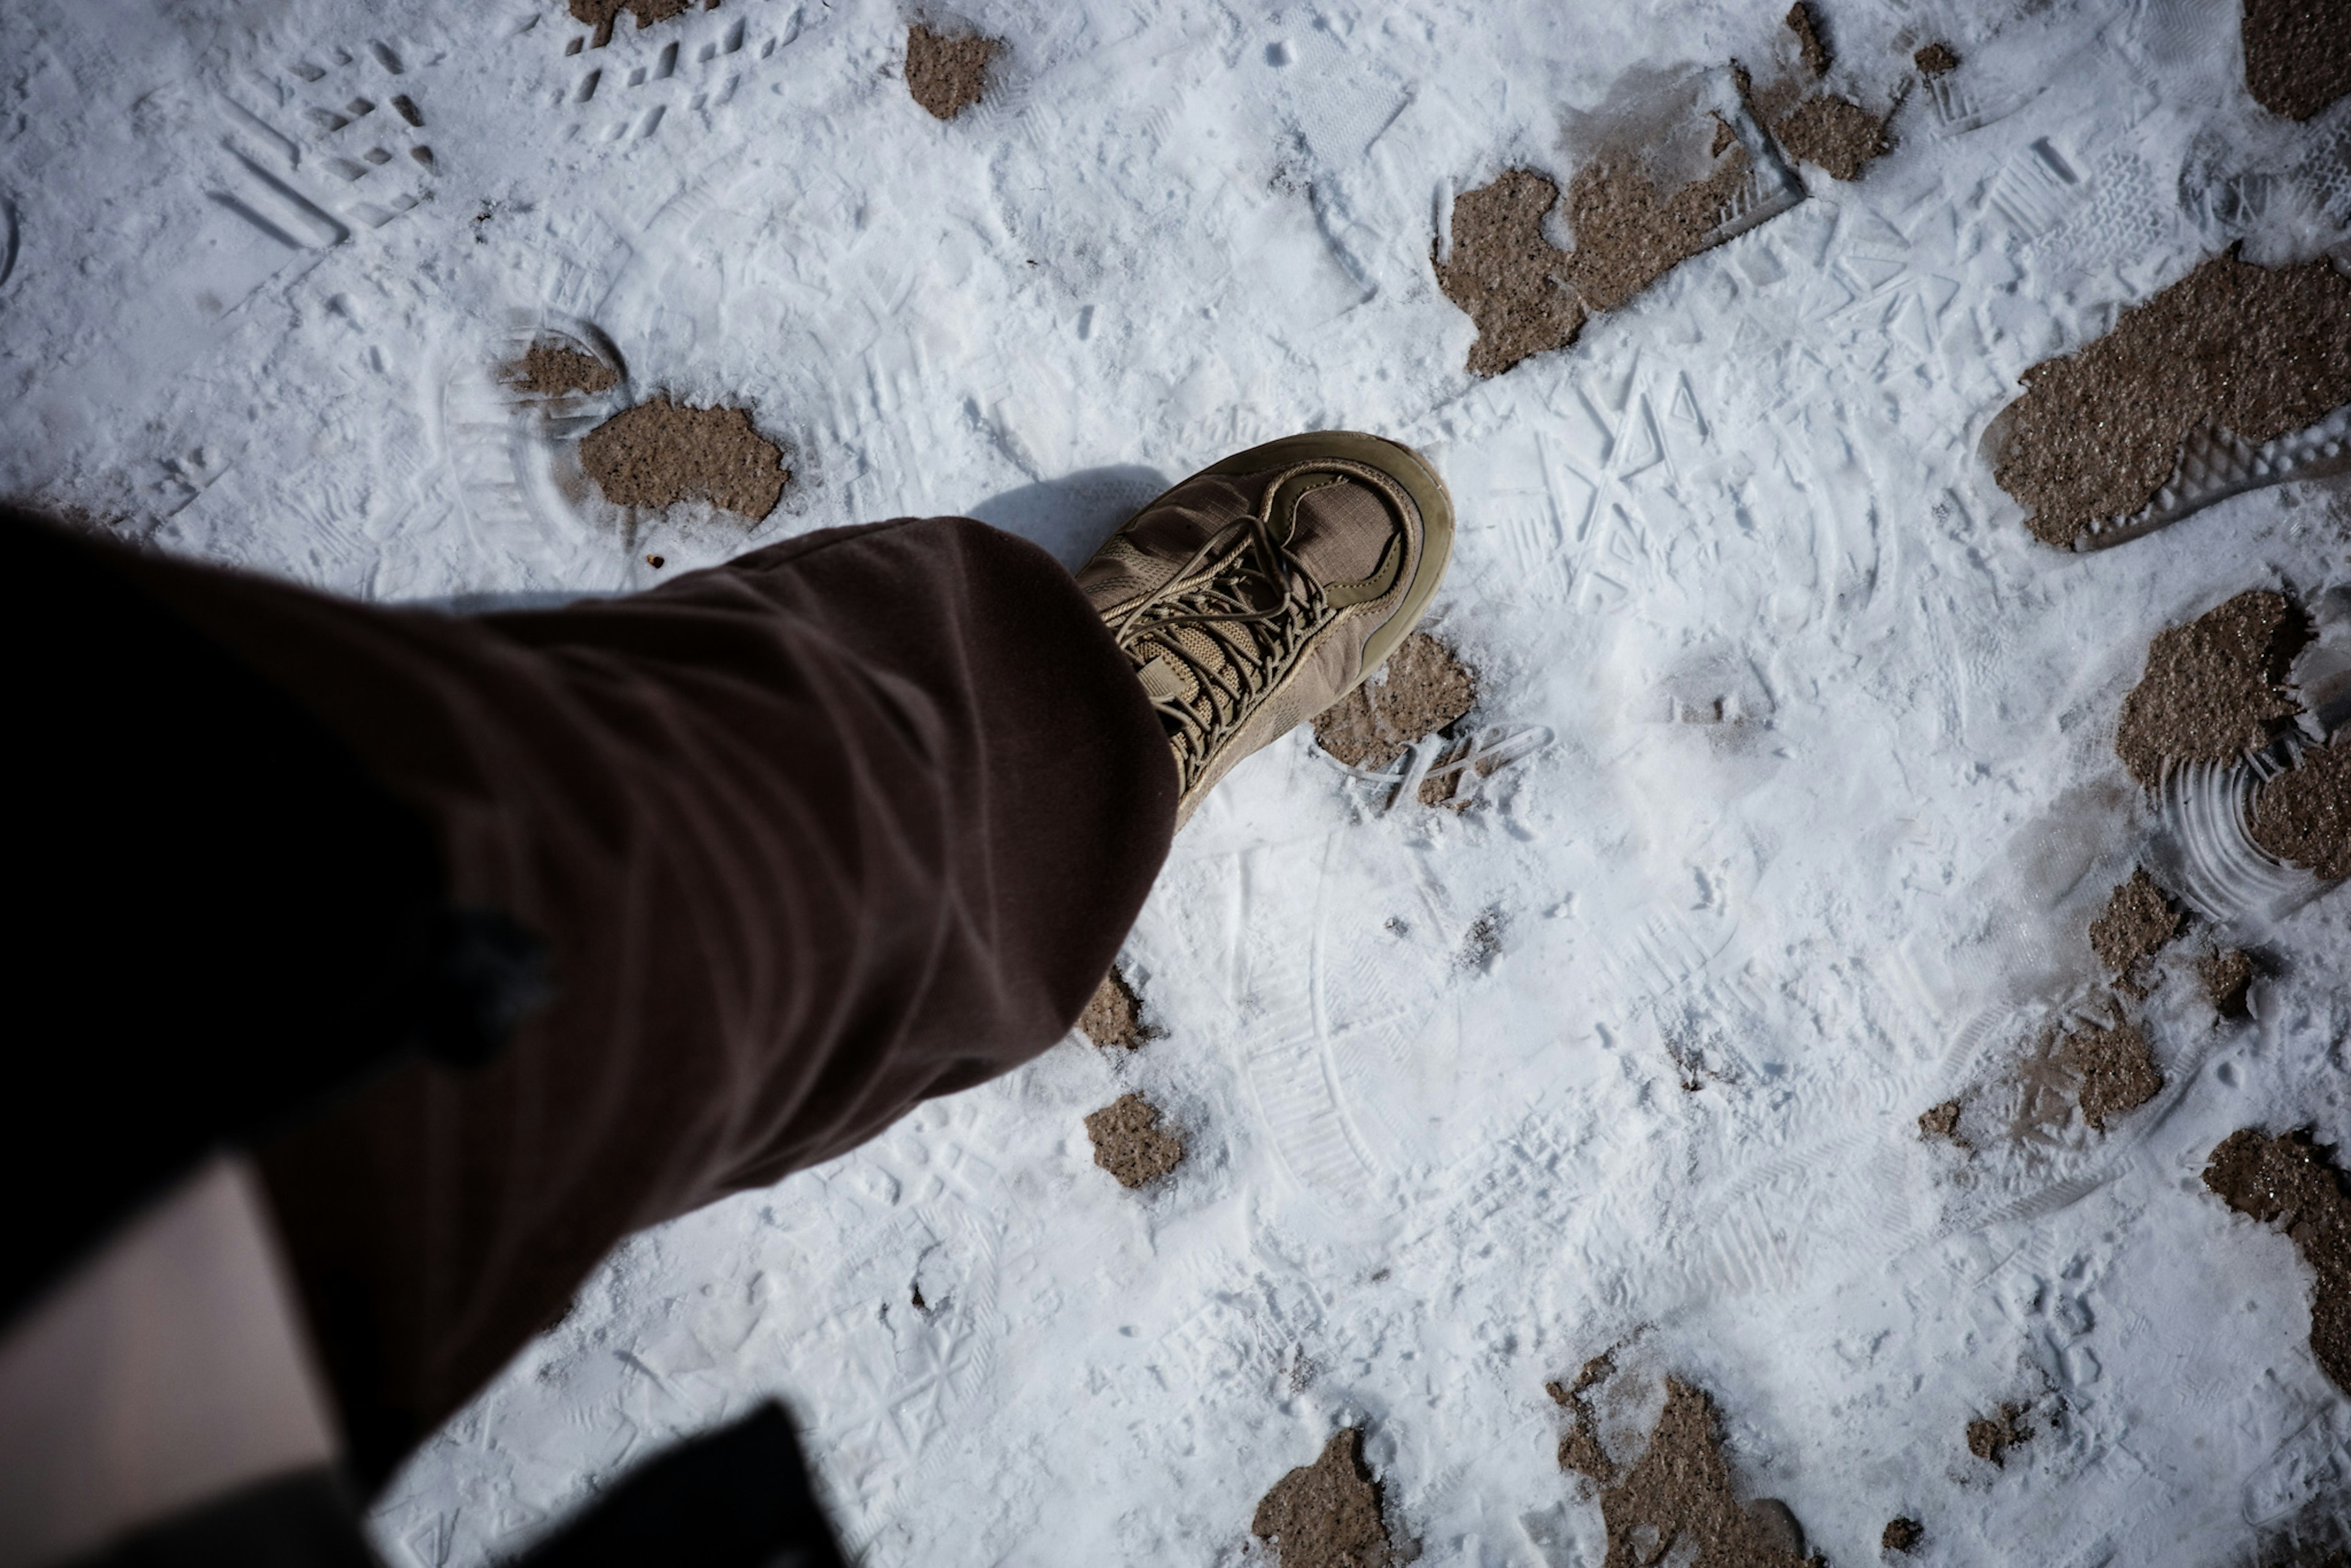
left=1079, top=432, right=1455, bottom=827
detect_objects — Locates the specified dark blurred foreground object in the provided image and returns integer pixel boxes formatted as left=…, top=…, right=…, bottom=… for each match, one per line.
left=4, top=496, right=1171, bottom=1563
left=72, top=1402, right=846, bottom=1568
left=1, top=509, right=549, bottom=1334
left=2, top=506, right=846, bottom=1566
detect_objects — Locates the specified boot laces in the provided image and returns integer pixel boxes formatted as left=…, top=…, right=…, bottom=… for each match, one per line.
left=1107, top=513, right=1327, bottom=786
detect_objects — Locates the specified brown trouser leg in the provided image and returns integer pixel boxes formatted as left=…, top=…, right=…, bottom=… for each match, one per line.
left=96, top=516, right=1178, bottom=1483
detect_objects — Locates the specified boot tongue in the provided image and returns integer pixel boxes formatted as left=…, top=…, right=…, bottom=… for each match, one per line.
left=1283, top=475, right=1397, bottom=588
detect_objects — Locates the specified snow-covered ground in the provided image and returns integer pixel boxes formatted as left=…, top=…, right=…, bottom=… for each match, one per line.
left=4, top=0, right=2348, bottom=1562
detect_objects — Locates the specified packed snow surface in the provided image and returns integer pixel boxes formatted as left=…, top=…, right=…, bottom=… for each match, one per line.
left=4, top=0, right=2349, bottom=1562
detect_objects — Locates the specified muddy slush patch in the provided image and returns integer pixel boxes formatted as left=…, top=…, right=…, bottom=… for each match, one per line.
left=1992, top=253, right=2351, bottom=549
left=568, top=0, right=696, bottom=49
left=1919, top=1098, right=1967, bottom=1148
left=2200, top=947, right=2258, bottom=1018
left=2204, top=1128, right=2351, bottom=1394
left=579, top=397, right=789, bottom=520
left=1314, top=631, right=1479, bottom=775
left=509, top=340, right=620, bottom=397
left=2116, top=588, right=2309, bottom=786
left=2089, top=866, right=2183, bottom=975
left=1967, top=1403, right=2033, bottom=1468
left=1883, top=1517, right=1924, bottom=1553
left=2243, top=0, right=2351, bottom=121
left=1078, top=968, right=1152, bottom=1051
left=1552, top=1364, right=1818, bottom=1568
left=906, top=25, right=1000, bottom=121
left=1083, top=1092, right=1183, bottom=1188
left=1251, top=1429, right=1394, bottom=1568
left=1913, top=42, right=1959, bottom=78
left=2252, top=729, right=2351, bottom=880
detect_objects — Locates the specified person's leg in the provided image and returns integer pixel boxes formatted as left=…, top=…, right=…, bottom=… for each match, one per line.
left=0, top=509, right=539, bottom=1333
left=83, top=512, right=1180, bottom=1484
left=7, top=426, right=1450, bottom=1501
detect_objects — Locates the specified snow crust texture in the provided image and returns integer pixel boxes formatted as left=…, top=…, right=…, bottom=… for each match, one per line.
left=2, top=0, right=2349, bottom=1563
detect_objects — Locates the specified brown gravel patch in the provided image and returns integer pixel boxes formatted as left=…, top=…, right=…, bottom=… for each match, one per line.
left=1314, top=632, right=1477, bottom=771
left=1914, top=42, right=1960, bottom=78
left=2251, top=730, right=2351, bottom=880
left=1083, top=1092, right=1183, bottom=1188
left=1785, top=2, right=1832, bottom=78
left=568, top=0, right=695, bottom=49
left=1433, top=170, right=1586, bottom=377
left=2089, top=867, right=2183, bottom=973
left=1992, top=253, right=2351, bottom=549
left=1251, top=1429, right=1394, bottom=1568
left=906, top=25, right=1000, bottom=121
left=2115, top=589, right=2309, bottom=787
left=1967, top=1403, right=2033, bottom=1468
left=1078, top=968, right=1152, bottom=1051
left=508, top=340, right=620, bottom=397
left=2053, top=1018, right=2162, bottom=1131
left=2200, top=948, right=2258, bottom=1018
left=1772, top=94, right=1892, bottom=182
left=1438, top=99, right=1766, bottom=375
left=1554, top=1370, right=1818, bottom=1568
left=2203, top=1128, right=2351, bottom=1394
left=2243, top=0, right=2351, bottom=121
left=579, top=397, right=789, bottom=520
left=1883, top=1517, right=1924, bottom=1553
left=1559, top=146, right=1757, bottom=314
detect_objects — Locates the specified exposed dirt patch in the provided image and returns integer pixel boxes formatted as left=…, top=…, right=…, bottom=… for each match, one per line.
left=906, top=25, right=1001, bottom=122
left=1083, top=1092, right=1183, bottom=1188
left=568, top=0, right=696, bottom=49
left=508, top=340, right=620, bottom=397
left=1439, top=100, right=1765, bottom=376
left=1785, top=2, right=1832, bottom=78
left=1967, top=1403, right=2033, bottom=1468
left=2201, top=947, right=2258, bottom=1018
left=2204, top=1128, right=2351, bottom=1394
left=1992, top=253, right=2351, bottom=549
left=2003, top=1010, right=2164, bottom=1141
left=1560, top=146, right=1757, bottom=314
left=1433, top=170, right=1586, bottom=377
left=1883, top=1517, right=1924, bottom=1553
left=1078, top=968, right=1153, bottom=1051
left=1772, top=93, right=1892, bottom=182
left=1314, top=631, right=1479, bottom=771
left=2243, top=0, right=2351, bottom=121
left=1913, top=42, right=1960, bottom=78
left=1553, top=1366, right=1819, bottom=1568
left=1547, top=1351, right=1621, bottom=1483
left=2054, top=1017, right=2162, bottom=1131
left=2117, top=588, right=2310, bottom=786
left=579, top=397, right=789, bottom=520
left=1251, top=1428, right=1393, bottom=1568
left=2252, top=729, right=2351, bottom=880
left=2089, top=866, right=2183, bottom=974
left=1919, top=1098, right=1967, bottom=1148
